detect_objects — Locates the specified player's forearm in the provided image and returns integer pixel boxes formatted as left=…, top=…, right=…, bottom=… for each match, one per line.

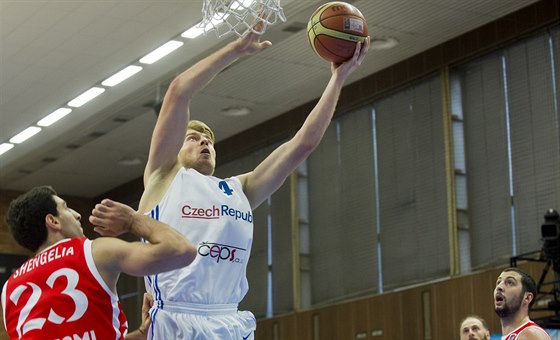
left=129, top=214, right=196, bottom=266
left=267, top=77, right=343, bottom=183
left=297, top=75, right=344, bottom=146
left=168, top=41, right=242, bottom=101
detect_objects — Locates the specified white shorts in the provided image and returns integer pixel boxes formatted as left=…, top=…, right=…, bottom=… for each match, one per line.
left=147, top=301, right=256, bottom=340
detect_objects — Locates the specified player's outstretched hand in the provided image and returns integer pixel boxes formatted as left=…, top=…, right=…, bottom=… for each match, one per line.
left=234, top=13, right=272, bottom=56
left=89, top=198, right=135, bottom=237
left=331, top=36, right=370, bottom=79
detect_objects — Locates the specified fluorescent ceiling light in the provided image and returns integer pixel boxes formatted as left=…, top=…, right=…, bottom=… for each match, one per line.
left=370, top=37, right=399, bottom=50
left=102, top=65, right=143, bottom=87
left=220, top=106, right=251, bottom=116
left=10, top=127, right=42, bottom=144
left=182, top=13, right=230, bottom=39
left=37, top=108, right=72, bottom=127
left=0, top=143, right=14, bottom=156
left=68, top=87, right=106, bottom=108
left=139, top=41, right=184, bottom=64
left=117, top=155, right=144, bottom=166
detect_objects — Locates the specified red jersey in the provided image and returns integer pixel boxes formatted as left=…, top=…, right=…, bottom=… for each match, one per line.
left=502, top=320, right=551, bottom=340
left=1, top=237, right=127, bottom=340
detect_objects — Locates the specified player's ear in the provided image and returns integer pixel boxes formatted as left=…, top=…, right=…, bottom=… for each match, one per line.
left=523, top=291, right=534, bottom=306
left=45, top=213, right=61, bottom=231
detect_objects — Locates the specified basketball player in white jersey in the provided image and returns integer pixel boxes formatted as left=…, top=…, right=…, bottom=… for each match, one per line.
left=2, top=186, right=196, bottom=339
left=137, top=20, right=370, bottom=339
left=494, top=267, right=551, bottom=339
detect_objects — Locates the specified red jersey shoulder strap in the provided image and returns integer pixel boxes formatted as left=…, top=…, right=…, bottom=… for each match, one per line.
left=505, top=321, right=551, bottom=340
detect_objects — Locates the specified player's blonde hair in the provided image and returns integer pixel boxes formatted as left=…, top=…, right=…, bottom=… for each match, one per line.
left=188, top=120, right=215, bottom=143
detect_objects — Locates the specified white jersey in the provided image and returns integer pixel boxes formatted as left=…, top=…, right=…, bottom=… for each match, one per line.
left=145, top=167, right=254, bottom=306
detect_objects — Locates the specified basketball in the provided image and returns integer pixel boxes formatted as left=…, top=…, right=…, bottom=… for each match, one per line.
left=307, top=2, right=368, bottom=63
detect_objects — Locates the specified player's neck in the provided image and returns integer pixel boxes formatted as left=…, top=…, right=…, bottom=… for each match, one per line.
left=501, top=314, right=531, bottom=335
left=36, top=234, right=67, bottom=254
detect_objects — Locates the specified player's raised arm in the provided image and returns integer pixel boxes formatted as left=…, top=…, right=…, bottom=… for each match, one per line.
left=239, top=37, right=370, bottom=209
left=144, top=27, right=272, bottom=185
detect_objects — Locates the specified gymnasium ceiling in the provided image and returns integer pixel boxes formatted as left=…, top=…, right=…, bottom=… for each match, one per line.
left=0, top=0, right=542, bottom=198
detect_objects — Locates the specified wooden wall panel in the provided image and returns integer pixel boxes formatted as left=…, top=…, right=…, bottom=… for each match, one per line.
left=255, top=261, right=556, bottom=340
left=432, top=277, right=472, bottom=339
left=336, top=299, right=370, bottom=340
left=400, top=287, right=426, bottom=340
left=313, top=305, right=339, bottom=340
left=275, top=314, right=298, bottom=340
left=294, top=310, right=313, bottom=340
left=255, top=317, right=275, bottom=339
left=367, top=292, right=403, bottom=339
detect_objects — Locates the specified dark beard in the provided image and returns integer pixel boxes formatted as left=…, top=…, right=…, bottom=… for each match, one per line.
left=495, top=294, right=522, bottom=318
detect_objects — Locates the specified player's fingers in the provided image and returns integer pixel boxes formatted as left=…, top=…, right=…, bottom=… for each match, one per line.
left=101, top=198, right=115, bottom=207
left=353, top=39, right=369, bottom=65
left=89, top=215, right=103, bottom=225
left=92, top=226, right=108, bottom=235
left=352, top=42, right=362, bottom=61
left=92, top=202, right=111, bottom=215
left=260, top=40, right=272, bottom=49
left=143, top=293, right=154, bottom=309
left=358, top=37, right=370, bottom=61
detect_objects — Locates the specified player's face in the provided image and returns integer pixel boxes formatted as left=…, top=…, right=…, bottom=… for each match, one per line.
left=179, top=129, right=216, bottom=175
left=53, top=195, right=84, bottom=238
left=460, top=317, right=489, bottom=340
left=494, top=270, right=526, bottom=318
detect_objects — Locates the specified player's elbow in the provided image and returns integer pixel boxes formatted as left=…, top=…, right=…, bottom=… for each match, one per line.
left=169, top=240, right=197, bottom=267
left=293, top=131, right=321, bottom=155
left=295, top=140, right=318, bottom=160
left=180, top=242, right=198, bottom=266
left=166, top=76, right=195, bottom=103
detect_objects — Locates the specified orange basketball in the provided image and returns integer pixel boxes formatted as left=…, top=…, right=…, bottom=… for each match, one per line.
left=307, top=2, right=368, bottom=63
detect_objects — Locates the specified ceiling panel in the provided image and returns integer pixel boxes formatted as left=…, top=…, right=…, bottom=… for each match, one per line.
left=0, top=0, right=542, bottom=197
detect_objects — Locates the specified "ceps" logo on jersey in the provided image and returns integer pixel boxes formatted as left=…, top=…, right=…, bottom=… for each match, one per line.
left=197, top=242, right=246, bottom=264
left=181, top=204, right=253, bottom=223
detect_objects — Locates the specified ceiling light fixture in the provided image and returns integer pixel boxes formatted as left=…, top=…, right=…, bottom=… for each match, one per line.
left=220, top=106, right=251, bottom=117
left=139, top=40, right=184, bottom=64
left=10, top=127, right=42, bottom=144
left=1, top=22, right=191, bottom=157
left=102, top=65, right=143, bottom=87
left=68, top=87, right=106, bottom=107
left=117, top=155, right=144, bottom=166
left=370, top=37, right=399, bottom=50
left=182, top=13, right=230, bottom=39
left=0, top=143, right=14, bottom=155
left=37, top=108, right=72, bottom=127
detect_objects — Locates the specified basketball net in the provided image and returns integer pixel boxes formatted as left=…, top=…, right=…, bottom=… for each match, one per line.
left=201, top=0, right=286, bottom=38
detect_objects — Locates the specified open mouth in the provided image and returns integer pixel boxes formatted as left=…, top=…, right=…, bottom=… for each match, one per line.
left=495, top=294, right=504, bottom=304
